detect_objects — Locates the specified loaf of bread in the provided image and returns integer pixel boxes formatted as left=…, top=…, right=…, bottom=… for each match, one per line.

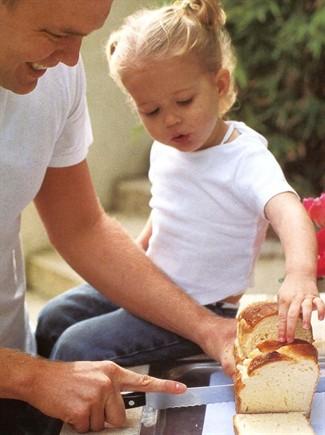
left=233, top=412, right=315, bottom=434
left=235, top=301, right=313, bottom=361
left=234, top=339, right=319, bottom=415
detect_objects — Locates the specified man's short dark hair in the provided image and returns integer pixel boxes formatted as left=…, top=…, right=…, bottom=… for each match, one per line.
left=1, top=0, right=18, bottom=4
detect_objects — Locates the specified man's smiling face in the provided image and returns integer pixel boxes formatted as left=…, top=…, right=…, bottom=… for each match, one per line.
left=0, top=0, right=113, bottom=93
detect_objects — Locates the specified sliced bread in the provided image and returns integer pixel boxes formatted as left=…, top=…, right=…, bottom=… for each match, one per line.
left=233, top=412, right=315, bottom=434
left=234, top=339, right=319, bottom=415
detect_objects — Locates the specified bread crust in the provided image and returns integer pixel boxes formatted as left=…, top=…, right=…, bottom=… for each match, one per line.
left=247, top=340, right=318, bottom=375
left=247, top=350, right=290, bottom=375
left=255, top=338, right=313, bottom=353
left=236, top=302, right=313, bottom=361
left=237, top=302, right=278, bottom=331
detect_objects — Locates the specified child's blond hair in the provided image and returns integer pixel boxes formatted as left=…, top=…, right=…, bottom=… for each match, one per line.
left=107, top=0, right=237, bottom=117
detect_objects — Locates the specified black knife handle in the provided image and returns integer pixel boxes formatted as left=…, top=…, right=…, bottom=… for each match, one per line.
left=122, top=392, right=146, bottom=409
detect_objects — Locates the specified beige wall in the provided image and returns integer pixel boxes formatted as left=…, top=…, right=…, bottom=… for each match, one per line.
left=83, top=0, right=154, bottom=207
left=21, top=0, right=153, bottom=257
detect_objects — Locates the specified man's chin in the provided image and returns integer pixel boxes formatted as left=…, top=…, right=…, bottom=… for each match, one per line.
left=8, top=79, right=39, bottom=95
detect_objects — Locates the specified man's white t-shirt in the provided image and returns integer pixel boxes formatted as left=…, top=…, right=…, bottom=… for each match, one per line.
left=148, top=121, right=295, bottom=305
left=0, top=59, right=92, bottom=353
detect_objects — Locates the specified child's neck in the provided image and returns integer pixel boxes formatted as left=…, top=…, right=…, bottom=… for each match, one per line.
left=202, top=119, right=229, bottom=150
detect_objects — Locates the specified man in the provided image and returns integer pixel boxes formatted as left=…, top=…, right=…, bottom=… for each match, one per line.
left=0, top=0, right=237, bottom=432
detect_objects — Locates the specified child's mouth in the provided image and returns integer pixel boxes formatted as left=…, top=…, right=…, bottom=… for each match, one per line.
left=173, top=134, right=190, bottom=143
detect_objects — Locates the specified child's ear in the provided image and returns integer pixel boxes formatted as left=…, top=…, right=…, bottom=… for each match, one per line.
left=214, top=68, right=230, bottom=96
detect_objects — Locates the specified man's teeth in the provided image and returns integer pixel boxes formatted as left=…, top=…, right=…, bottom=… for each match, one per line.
left=31, top=63, right=47, bottom=71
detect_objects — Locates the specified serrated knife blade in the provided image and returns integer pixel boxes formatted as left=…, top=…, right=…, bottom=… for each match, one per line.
left=123, top=384, right=234, bottom=409
left=123, top=374, right=325, bottom=410
left=146, top=383, right=235, bottom=409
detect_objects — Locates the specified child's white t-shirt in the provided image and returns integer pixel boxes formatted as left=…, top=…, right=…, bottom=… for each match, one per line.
left=148, top=121, right=295, bottom=304
left=0, top=59, right=92, bottom=353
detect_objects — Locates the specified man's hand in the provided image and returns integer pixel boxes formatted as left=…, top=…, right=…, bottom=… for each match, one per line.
left=195, top=315, right=237, bottom=377
left=26, top=359, right=186, bottom=433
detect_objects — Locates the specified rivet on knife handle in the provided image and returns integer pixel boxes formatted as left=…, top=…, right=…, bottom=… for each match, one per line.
left=122, top=392, right=146, bottom=409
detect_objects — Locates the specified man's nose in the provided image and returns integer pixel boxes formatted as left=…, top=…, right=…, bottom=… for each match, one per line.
left=57, top=37, right=83, bottom=67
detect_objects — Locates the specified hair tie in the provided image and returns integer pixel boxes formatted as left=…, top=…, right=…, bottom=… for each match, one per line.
left=175, top=0, right=198, bottom=12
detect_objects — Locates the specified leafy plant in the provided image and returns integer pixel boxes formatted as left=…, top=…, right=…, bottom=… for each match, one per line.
left=224, top=0, right=325, bottom=195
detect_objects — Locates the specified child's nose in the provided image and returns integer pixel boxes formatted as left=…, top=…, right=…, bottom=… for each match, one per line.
left=164, top=111, right=181, bottom=128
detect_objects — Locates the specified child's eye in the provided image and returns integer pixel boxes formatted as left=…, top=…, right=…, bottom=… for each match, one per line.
left=144, top=108, right=160, bottom=117
left=177, top=98, right=193, bottom=106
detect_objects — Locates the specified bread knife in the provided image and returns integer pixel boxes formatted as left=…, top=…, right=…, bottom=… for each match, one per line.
left=123, top=383, right=234, bottom=409
left=123, top=373, right=325, bottom=410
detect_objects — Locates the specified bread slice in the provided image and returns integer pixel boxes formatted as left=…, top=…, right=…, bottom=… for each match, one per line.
left=235, top=302, right=313, bottom=360
left=312, top=298, right=325, bottom=357
left=233, top=413, right=315, bottom=434
left=234, top=339, right=319, bottom=415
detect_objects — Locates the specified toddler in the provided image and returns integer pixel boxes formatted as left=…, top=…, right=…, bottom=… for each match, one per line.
left=107, top=0, right=324, bottom=344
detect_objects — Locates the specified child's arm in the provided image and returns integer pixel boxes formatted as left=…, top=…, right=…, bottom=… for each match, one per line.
left=136, top=214, right=152, bottom=251
left=265, top=192, right=325, bottom=343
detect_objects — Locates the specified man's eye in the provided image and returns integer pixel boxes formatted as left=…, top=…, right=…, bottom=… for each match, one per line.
left=177, top=98, right=193, bottom=106
left=44, top=30, right=65, bottom=40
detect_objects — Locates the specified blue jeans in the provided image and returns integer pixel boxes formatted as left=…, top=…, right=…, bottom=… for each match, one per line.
left=36, top=284, right=237, bottom=364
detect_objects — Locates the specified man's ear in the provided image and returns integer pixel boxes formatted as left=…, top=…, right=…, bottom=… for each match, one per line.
left=215, top=68, right=230, bottom=97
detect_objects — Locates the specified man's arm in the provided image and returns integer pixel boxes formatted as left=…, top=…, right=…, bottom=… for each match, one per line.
left=34, top=160, right=236, bottom=374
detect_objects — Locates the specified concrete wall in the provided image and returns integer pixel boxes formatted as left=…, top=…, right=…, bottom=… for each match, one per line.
left=21, top=0, right=153, bottom=257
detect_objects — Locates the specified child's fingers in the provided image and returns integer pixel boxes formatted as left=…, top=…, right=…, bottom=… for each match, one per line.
left=285, top=299, right=302, bottom=342
left=313, top=296, right=325, bottom=320
left=277, top=301, right=289, bottom=342
left=301, top=297, right=313, bottom=329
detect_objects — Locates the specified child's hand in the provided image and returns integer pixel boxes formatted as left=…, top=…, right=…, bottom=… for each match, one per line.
left=277, top=273, right=325, bottom=342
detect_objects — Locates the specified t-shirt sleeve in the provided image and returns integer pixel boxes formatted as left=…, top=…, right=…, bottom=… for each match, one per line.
left=48, top=58, right=93, bottom=168
left=235, top=144, right=297, bottom=218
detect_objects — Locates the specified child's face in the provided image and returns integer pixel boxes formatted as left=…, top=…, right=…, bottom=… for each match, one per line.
left=122, top=54, right=229, bottom=152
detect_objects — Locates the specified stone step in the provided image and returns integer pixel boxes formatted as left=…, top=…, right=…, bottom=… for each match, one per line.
left=111, top=176, right=151, bottom=217
left=26, top=250, right=84, bottom=299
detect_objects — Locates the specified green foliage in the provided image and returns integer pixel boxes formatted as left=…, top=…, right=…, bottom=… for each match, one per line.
left=224, top=0, right=325, bottom=195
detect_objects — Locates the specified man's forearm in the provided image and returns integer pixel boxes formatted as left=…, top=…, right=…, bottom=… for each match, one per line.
left=0, top=348, right=37, bottom=401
